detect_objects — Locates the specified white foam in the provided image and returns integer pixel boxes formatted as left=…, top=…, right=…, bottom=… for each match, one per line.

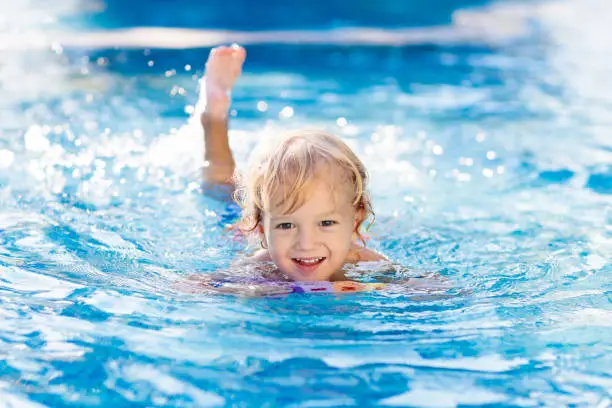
left=106, top=362, right=225, bottom=406
left=0, top=149, right=15, bottom=168
left=0, top=266, right=84, bottom=299
left=323, top=352, right=527, bottom=372
left=381, top=385, right=506, bottom=407
left=0, top=388, right=47, bottom=408
left=24, top=125, right=50, bottom=151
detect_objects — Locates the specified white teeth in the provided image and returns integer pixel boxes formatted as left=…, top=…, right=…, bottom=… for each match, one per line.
left=295, top=257, right=324, bottom=264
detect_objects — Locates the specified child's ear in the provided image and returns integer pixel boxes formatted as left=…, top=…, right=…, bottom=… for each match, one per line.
left=353, top=207, right=366, bottom=233
left=256, top=223, right=265, bottom=238
left=256, top=224, right=268, bottom=248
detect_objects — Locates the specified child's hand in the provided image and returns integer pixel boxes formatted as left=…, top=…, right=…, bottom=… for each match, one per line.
left=204, top=44, right=246, bottom=118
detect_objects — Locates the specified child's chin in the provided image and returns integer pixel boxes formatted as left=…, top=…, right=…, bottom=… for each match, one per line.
left=281, top=268, right=321, bottom=282
left=283, top=262, right=332, bottom=282
left=292, top=271, right=333, bottom=282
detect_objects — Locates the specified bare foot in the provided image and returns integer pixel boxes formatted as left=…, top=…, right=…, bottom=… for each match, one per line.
left=202, top=44, right=246, bottom=119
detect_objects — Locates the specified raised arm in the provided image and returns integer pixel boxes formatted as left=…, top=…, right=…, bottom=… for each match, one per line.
left=200, top=45, right=246, bottom=198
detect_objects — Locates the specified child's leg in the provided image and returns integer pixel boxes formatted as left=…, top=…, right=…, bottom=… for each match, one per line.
left=200, top=45, right=246, bottom=188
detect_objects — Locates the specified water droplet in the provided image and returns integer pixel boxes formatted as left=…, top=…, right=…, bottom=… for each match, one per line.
left=0, top=149, right=15, bottom=168
left=24, top=125, right=50, bottom=152
left=51, top=42, right=63, bottom=55
left=459, top=157, right=474, bottom=166
left=279, top=106, right=294, bottom=119
left=457, top=173, right=471, bottom=182
left=257, top=101, right=268, bottom=112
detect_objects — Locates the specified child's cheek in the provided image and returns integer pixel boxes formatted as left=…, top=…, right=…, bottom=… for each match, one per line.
left=267, top=235, right=285, bottom=257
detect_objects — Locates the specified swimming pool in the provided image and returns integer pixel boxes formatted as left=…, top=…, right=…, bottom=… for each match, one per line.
left=1, top=0, right=612, bottom=406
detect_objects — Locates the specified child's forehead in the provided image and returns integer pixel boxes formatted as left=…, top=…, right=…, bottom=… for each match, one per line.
left=268, top=177, right=354, bottom=215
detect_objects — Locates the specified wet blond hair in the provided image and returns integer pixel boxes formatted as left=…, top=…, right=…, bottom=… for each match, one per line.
left=234, top=129, right=374, bottom=245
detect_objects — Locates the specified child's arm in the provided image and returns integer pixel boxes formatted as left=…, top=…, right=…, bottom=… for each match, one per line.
left=199, top=45, right=246, bottom=199
left=176, top=274, right=294, bottom=298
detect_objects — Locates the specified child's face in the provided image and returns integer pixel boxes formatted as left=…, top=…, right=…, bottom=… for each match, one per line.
left=261, top=179, right=359, bottom=282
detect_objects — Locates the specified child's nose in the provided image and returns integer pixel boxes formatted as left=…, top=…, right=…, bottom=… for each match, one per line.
left=296, top=228, right=318, bottom=250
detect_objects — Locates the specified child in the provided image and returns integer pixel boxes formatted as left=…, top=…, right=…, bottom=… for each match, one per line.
left=188, top=44, right=396, bottom=295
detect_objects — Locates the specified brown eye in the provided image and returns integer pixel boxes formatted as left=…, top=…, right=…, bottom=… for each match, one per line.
left=276, top=223, right=293, bottom=230
left=320, top=220, right=337, bottom=227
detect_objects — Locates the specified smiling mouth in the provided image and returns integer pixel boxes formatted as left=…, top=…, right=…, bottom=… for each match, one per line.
left=292, top=257, right=326, bottom=266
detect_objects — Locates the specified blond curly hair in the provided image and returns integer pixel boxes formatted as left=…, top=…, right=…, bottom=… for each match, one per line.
left=233, top=129, right=374, bottom=245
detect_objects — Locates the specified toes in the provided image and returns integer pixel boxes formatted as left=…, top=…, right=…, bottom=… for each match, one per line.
left=207, top=45, right=246, bottom=70
left=231, top=44, right=247, bottom=62
left=210, top=45, right=235, bottom=57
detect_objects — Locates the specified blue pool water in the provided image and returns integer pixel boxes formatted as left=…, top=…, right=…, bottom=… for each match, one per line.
left=2, top=0, right=612, bottom=406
